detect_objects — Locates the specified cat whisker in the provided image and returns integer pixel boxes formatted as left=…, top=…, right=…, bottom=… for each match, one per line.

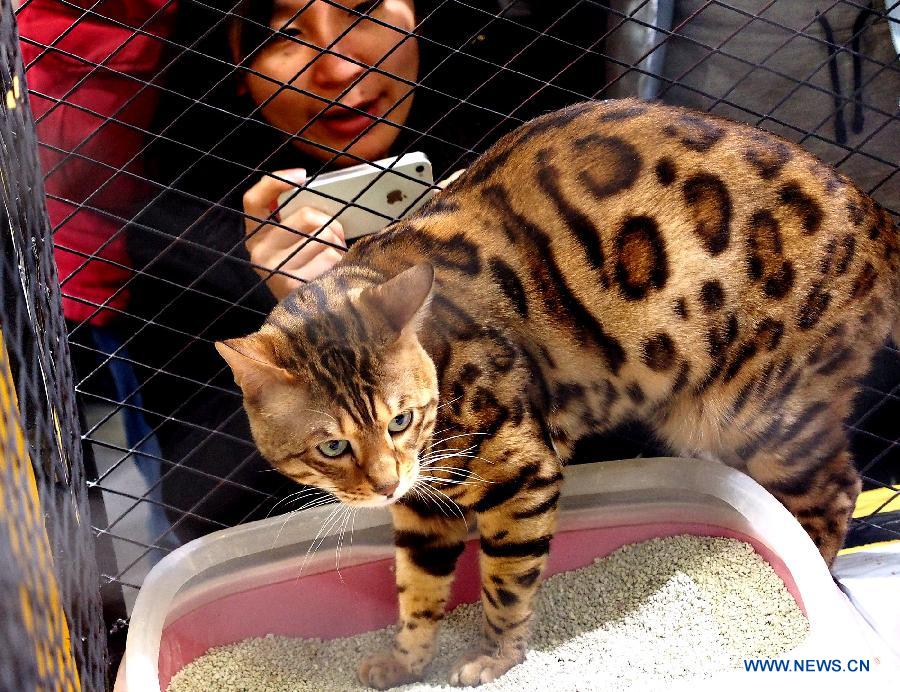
left=272, top=495, right=336, bottom=548
left=436, top=396, right=462, bottom=411
left=282, top=497, right=338, bottom=556
left=334, top=506, right=353, bottom=583
left=424, top=439, right=481, bottom=452
left=412, top=482, right=452, bottom=521
left=423, top=466, right=493, bottom=483
left=422, top=451, right=495, bottom=467
left=422, top=442, right=476, bottom=456
left=424, top=436, right=488, bottom=457
left=420, top=448, right=476, bottom=463
left=426, top=489, right=464, bottom=526
left=266, top=488, right=323, bottom=518
left=297, top=503, right=346, bottom=581
left=415, top=481, right=468, bottom=528
left=428, top=435, right=478, bottom=454
left=420, top=464, right=477, bottom=474
left=430, top=431, right=489, bottom=446
left=284, top=501, right=338, bottom=555
left=429, top=485, right=469, bottom=527
left=420, top=477, right=485, bottom=489
left=409, top=485, right=447, bottom=521
left=420, top=453, right=465, bottom=467
left=266, top=492, right=306, bottom=519
left=347, top=507, right=359, bottom=566
left=419, top=475, right=484, bottom=488
left=420, top=443, right=480, bottom=462
left=302, top=407, right=339, bottom=424
left=306, top=506, right=347, bottom=570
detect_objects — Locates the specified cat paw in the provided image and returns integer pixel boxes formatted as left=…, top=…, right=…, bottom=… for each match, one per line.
left=358, top=651, right=419, bottom=690
left=448, top=648, right=522, bottom=687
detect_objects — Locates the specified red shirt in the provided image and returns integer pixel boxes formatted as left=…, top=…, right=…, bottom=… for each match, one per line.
left=18, top=0, right=177, bottom=325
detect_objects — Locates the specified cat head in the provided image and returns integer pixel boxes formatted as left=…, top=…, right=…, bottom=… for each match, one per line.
left=216, top=263, right=438, bottom=507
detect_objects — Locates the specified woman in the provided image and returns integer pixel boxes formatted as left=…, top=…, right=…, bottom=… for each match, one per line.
left=234, top=0, right=423, bottom=297
left=124, top=0, right=562, bottom=542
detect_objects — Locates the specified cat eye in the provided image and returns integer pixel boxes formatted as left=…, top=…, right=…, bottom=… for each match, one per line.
left=388, top=410, right=413, bottom=433
left=317, top=439, right=349, bottom=458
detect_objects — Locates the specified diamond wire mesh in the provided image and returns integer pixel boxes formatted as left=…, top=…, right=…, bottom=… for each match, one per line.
left=9, top=0, right=900, bottom=682
left=2, top=0, right=108, bottom=688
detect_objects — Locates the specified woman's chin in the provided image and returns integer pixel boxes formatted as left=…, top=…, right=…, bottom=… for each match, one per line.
left=295, top=124, right=401, bottom=169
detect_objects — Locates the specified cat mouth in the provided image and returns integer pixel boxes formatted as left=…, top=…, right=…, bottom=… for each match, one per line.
left=343, top=469, right=417, bottom=508
left=380, top=472, right=415, bottom=506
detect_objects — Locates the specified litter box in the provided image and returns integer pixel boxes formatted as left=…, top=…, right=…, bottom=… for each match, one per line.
left=120, top=457, right=899, bottom=691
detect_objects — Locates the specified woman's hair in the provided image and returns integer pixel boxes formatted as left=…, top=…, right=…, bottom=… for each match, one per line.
left=230, top=0, right=275, bottom=65
left=144, top=0, right=291, bottom=197
left=228, top=0, right=446, bottom=66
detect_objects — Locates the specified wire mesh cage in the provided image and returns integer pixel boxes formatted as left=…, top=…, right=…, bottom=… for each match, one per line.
left=1, top=1, right=107, bottom=688
left=7, top=0, right=900, bottom=686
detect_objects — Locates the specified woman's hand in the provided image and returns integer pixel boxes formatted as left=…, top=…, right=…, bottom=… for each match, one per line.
left=242, top=168, right=346, bottom=300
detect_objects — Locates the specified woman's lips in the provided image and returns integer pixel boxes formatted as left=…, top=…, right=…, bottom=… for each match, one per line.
left=317, top=98, right=381, bottom=138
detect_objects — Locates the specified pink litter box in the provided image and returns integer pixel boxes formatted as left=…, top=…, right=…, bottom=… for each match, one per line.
left=120, top=457, right=898, bottom=691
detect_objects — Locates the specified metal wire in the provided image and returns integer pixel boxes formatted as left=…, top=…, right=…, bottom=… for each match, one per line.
left=2, top=2, right=108, bottom=687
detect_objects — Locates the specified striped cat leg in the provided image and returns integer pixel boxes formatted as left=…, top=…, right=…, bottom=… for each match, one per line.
left=448, top=464, right=562, bottom=686
left=358, top=503, right=469, bottom=689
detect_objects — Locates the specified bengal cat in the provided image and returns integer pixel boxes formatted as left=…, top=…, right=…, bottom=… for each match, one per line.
left=216, top=99, right=900, bottom=688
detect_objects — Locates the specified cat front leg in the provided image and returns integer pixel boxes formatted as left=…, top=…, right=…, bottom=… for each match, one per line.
left=358, top=503, right=469, bottom=689
left=449, top=463, right=562, bottom=686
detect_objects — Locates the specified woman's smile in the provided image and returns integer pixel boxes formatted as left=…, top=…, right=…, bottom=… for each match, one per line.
left=316, top=96, right=384, bottom=139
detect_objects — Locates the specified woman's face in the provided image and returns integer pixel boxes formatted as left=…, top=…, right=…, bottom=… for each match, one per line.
left=242, top=0, right=419, bottom=166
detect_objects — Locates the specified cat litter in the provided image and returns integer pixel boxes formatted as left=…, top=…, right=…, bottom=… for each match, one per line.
left=166, top=535, right=808, bottom=691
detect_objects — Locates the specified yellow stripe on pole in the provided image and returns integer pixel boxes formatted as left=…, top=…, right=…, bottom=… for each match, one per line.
left=852, top=486, right=900, bottom=518
left=0, top=329, right=81, bottom=690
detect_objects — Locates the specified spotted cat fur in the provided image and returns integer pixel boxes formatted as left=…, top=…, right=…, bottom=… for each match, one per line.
left=217, top=99, right=900, bottom=688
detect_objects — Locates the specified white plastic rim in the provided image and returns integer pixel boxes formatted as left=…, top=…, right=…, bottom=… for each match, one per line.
left=123, top=457, right=888, bottom=692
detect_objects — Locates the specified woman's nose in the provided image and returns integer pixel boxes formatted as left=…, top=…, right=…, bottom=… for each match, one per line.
left=310, top=43, right=367, bottom=91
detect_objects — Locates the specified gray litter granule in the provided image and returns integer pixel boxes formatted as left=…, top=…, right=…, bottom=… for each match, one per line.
left=166, top=535, right=809, bottom=692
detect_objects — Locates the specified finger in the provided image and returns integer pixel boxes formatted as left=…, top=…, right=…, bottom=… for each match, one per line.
left=437, top=168, right=465, bottom=189
left=292, top=248, right=344, bottom=281
left=242, top=168, right=306, bottom=219
left=303, top=224, right=346, bottom=252
left=262, top=247, right=343, bottom=299
left=283, top=206, right=339, bottom=231
left=259, top=218, right=345, bottom=255
left=247, top=223, right=309, bottom=254
left=279, top=230, right=345, bottom=273
left=281, top=208, right=346, bottom=248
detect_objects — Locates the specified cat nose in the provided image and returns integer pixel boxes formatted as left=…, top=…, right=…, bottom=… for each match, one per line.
left=373, top=479, right=400, bottom=498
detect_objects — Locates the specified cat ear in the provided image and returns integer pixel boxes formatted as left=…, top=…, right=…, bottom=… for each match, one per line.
left=215, top=334, right=291, bottom=401
left=361, top=263, right=434, bottom=336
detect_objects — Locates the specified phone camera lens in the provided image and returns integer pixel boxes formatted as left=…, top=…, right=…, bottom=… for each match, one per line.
left=415, top=165, right=425, bottom=173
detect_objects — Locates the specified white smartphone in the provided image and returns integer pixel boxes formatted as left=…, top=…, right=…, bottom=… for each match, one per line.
left=276, top=152, right=435, bottom=240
